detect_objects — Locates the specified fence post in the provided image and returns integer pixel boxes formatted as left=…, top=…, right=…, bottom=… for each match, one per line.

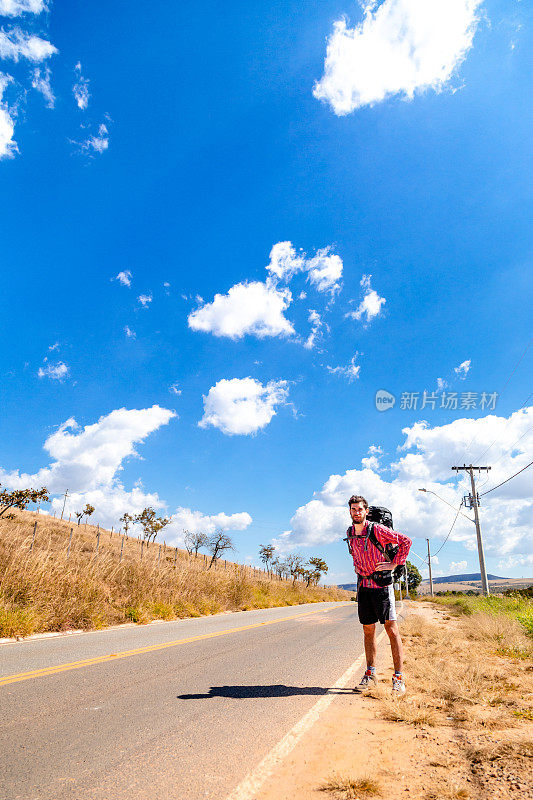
left=120, top=535, right=125, bottom=563
left=67, top=527, right=73, bottom=558
left=174, top=547, right=178, bottom=568
left=110, top=526, right=113, bottom=539
left=95, top=526, right=100, bottom=554
left=224, top=559, right=227, bottom=570
left=158, top=544, right=161, bottom=565
left=30, top=521, right=38, bottom=552
left=140, top=540, right=144, bottom=561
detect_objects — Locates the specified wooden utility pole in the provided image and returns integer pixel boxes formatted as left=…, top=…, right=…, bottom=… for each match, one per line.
left=452, top=464, right=491, bottom=596
left=60, top=490, right=69, bottom=521
left=426, top=538, right=434, bottom=597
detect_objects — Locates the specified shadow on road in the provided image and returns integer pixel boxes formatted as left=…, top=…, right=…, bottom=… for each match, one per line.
left=178, top=684, right=353, bottom=700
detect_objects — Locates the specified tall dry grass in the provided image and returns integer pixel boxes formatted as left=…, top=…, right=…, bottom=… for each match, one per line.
left=0, top=511, right=349, bottom=638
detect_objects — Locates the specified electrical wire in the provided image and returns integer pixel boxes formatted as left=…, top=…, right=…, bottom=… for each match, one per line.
left=479, top=459, right=533, bottom=497
left=431, top=502, right=464, bottom=558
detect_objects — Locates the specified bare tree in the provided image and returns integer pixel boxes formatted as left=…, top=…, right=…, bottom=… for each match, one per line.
left=184, top=530, right=208, bottom=556
left=134, top=507, right=170, bottom=547
left=120, top=512, right=134, bottom=536
left=259, top=544, right=275, bottom=576
left=75, top=510, right=84, bottom=526
left=302, top=557, right=328, bottom=587
left=0, top=485, right=49, bottom=519
left=207, top=530, right=234, bottom=569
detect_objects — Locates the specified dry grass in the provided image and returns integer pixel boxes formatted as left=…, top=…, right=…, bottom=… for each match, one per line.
left=0, top=511, right=350, bottom=638
left=319, top=774, right=381, bottom=799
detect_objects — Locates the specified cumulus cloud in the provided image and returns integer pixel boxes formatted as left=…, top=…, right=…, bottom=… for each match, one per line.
left=449, top=560, right=468, bottom=573
left=0, top=0, right=47, bottom=15
left=266, top=241, right=305, bottom=282
left=0, top=405, right=251, bottom=534
left=73, top=61, right=89, bottom=110
left=169, top=382, right=181, bottom=396
left=79, top=122, right=108, bottom=154
left=37, top=361, right=69, bottom=381
left=274, top=406, right=533, bottom=561
left=124, top=325, right=136, bottom=339
left=114, top=270, right=132, bottom=287
left=347, top=274, right=386, bottom=324
left=327, top=353, right=361, bottom=382
left=188, top=281, right=294, bottom=340
left=313, top=0, right=484, bottom=115
left=0, top=72, right=16, bottom=158
left=137, top=293, right=152, bottom=308
left=0, top=27, right=57, bottom=61
left=306, top=249, right=343, bottom=294
left=455, top=359, right=471, bottom=379
left=304, top=310, right=324, bottom=350
left=31, top=64, right=54, bottom=107
left=199, top=377, right=289, bottom=435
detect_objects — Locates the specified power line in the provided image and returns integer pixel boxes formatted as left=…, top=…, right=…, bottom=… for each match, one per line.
left=480, top=459, right=533, bottom=497
left=431, top=501, right=463, bottom=558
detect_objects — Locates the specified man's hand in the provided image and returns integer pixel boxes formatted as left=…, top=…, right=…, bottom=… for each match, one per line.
left=374, top=561, right=392, bottom=572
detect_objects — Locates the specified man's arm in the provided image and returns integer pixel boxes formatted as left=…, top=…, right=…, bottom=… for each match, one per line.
left=375, top=524, right=412, bottom=565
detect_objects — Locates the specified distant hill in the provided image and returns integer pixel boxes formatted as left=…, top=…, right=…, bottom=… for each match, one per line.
left=338, top=584, right=357, bottom=591
left=421, top=573, right=504, bottom=584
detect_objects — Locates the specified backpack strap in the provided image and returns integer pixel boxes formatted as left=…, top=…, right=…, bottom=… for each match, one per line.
left=366, top=523, right=393, bottom=562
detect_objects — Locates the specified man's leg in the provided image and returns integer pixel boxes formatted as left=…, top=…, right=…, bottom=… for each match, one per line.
left=384, top=619, right=403, bottom=673
left=363, top=623, right=377, bottom=668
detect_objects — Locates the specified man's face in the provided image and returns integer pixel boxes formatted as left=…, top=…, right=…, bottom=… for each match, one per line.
left=350, top=502, right=367, bottom=525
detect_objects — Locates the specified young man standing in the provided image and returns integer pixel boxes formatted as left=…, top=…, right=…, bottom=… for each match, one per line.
left=346, top=495, right=412, bottom=694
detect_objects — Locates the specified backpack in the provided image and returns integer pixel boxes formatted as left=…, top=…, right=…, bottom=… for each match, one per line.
left=366, top=505, right=393, bottom=529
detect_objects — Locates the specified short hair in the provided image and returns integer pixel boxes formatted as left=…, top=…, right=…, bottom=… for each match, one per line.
left=348, top=495, right=368, bottom=509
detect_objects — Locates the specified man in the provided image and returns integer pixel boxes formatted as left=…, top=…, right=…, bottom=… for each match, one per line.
left=346, top=495, right=412, bottom=694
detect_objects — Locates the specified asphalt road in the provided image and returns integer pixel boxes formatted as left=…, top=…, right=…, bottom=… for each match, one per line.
left=1, top=601, right=364, bottom=800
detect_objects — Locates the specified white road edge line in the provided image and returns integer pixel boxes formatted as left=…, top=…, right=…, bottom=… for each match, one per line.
left=226, top=627, right=388, bottom=800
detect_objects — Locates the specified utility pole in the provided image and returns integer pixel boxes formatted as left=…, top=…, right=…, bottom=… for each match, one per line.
left=426, top=538, right=434, bottom=597
left=452, top=464, right=491, bottom=596
left=60, top=489, right=69, bottom=521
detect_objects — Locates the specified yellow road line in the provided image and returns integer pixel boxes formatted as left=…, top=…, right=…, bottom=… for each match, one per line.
left=0, top=605, right=346, bottom=688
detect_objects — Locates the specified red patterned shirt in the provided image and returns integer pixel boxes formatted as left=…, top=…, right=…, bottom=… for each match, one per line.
left=347, top=521, right=412, bottom=589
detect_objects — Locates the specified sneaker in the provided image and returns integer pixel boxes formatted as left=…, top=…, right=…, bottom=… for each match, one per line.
left=354, top=669, right=377, bottom=692
left=392, top=675, right=406, bottom=695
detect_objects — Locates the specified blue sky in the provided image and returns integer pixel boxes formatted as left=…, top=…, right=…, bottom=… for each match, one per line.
left=1, top=0, right=532, bottom=584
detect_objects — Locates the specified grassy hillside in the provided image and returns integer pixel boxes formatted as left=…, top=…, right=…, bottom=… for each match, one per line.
left=0, top=511, right=349, bottom=638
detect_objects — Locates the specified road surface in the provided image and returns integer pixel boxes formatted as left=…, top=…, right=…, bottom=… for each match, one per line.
left=1, top=601, right=366, bottom=800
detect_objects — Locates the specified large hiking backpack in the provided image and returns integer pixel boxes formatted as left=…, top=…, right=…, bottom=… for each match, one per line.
left=366, top=505, right=393, bottom=529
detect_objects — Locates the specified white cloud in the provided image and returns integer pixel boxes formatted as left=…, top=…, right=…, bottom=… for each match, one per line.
left=31, top=64, right=54, bottom=107
left=137, top=293, right=152, bottom=308
left=307, top=249, right=343, bottom=294
left=347, top=274, right=386, bottom=323
left=165, top=508, right=252, bottom=542
left=0, top=27, right=57, bottom=62
left=199, top=377, right=289, bottom=436
left=304, top=310, right=323, bottom=350
left=437, top=377, right=448, bottom=391
left=0, top=72, right=16, bottom=158
left=73, top=61, right=89, bottom=110
left=0, top=405, right=251, bottom=534
left=275, top=406, right=533, bottom=558
left=0, top=1, right=47, bottom=15
left=188, top=281, right=294, bottom=340
left=313, top=0, right=484, bottom=115
left=48, top=341, right=59, bottom=351
left=37, top=361, right=69, bottom=381
left=327, top=352, right=361, bottom=382
left=114, top=270, right=132, bottom=287
left=361, top=445, right=383, bottom=471
left=266, top=241, right=305, bottom=282
left=169, top=382, right=181, bottom=396
left=449, top=560, right=468, bottom=573
left=124, top=325, right=136, bottom=339
left=0, top=406, right=176, bottom=497
left=79, top=122, right=108, bottom=154
left=455, top=359, right=471, bottom=379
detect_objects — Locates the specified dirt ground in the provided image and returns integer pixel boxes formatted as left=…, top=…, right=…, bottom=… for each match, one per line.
left=255, top=602, right=533, bottom=800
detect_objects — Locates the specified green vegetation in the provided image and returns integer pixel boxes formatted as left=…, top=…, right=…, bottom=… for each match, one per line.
left=428, top=593, right=533, bottom=638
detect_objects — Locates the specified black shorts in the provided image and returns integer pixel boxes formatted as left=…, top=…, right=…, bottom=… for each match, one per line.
left=357, top=585, right=397, bottom=625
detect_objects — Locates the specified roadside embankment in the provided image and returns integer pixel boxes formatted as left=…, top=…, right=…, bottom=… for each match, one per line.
left=0, top=511, right=349, bottom=638
left=254, top=600, right=533, bottom=800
